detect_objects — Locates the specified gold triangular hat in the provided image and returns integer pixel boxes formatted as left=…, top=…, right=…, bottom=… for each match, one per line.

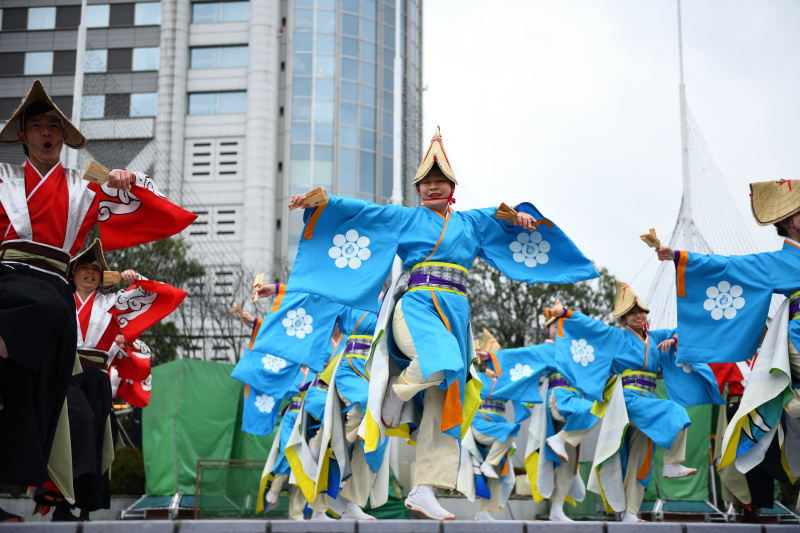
left=750, top=180, right=800, bottom=226
left=478, top=327, right=501, bottom=352
left=613, top=278, right=649, bottom=319
left=412, top=126, right=457, bottom=185
left=0, top=80, right=86, bottom=149
left=69, top=239, right=114, bottom=287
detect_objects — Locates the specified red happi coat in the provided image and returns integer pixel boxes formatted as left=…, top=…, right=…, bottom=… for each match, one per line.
left=0, top=160, right=196, bottom=256
left=75, top=278, right=187, bottom=357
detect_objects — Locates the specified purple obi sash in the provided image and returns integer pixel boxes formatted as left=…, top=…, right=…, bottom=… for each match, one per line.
left=408, top=262, right=468, bottom=296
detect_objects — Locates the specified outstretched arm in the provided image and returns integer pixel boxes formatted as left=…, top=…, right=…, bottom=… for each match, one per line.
left=656, top=245, right=676, bottom=261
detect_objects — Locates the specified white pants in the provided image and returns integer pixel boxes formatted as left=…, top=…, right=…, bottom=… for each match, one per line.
left=392, top=299, right=460, bottom=488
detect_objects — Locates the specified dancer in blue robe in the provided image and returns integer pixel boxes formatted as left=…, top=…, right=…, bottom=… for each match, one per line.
left=656, top=180, right=800, bottom=511
left=276, top=128, right=597, bottom=519
left=549, top=279, right=723, bottom=521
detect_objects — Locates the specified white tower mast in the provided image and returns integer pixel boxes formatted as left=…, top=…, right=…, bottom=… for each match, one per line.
left=677, top=0, right=694, bottom=251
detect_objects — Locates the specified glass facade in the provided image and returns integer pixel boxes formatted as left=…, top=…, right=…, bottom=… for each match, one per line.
left=286, top=0, right=414, bottom=261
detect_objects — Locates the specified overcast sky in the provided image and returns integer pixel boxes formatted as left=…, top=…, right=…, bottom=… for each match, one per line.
left=422, top=0, right=800, bottom=300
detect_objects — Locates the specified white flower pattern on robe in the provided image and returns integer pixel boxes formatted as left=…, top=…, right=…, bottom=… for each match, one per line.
left=570, top=339, right=595, bottom=367
left=255, top=394, right=275, bottom=413
left=282, top=308, right=314, bottom=339
left=703, top=281, right=745, bottom=320
left=262, top=354, right=287, bottom=372
left=509, top=231, right=550, bottom=267
left=509, top=363, right=534, bottom=382
left=328, top=229, right=372, bottom=269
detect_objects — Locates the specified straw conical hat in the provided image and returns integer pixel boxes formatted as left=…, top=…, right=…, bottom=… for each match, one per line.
left=613, top=278, right=649, bottom=319
left=750, top=180, right=800, bottom=226
left=478, top=328, right=501, bottom=352
left=0, top=80, right=86, bottom=149
left=69, top=239, right=115, bottom=287
left=412, top=126, right=457, bottom=185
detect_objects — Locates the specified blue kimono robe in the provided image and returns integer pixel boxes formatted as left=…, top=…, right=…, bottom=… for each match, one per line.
left=674, top=239, right=800, bottom=365
left=490, top=340, right=597, bottom=467
left=555, top=311, right=723, bottom=492
left=248, top=194, right=597, bottom=443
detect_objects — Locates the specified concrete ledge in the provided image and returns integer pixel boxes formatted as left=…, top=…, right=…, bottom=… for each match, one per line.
left=527, top=522, right=606, bottom=533
left=685, top=524, right=763, bottom=533
left=177, top=520, right=268, bottom=533
left=269, top=520, right=355, bottom=533
left=443, top=519, right=524, bottom=533
left=359, top=520, right=440, bottom=533
left=0, top=524, right=80, bottom=532
left=84, top=521, right=176, bottom=533
left=607, top=523, right=684, bottom=533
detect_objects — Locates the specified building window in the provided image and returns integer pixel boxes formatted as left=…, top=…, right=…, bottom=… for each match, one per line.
left=24, top=52, right=53, bottom=75
left=84, top=49, right=108, bottom=73
left=132, top=47, right=159, bottom=71
left=56, top=6, right=81, bottom=29
left=135, top=2, right=161, bottom=25
left=131, top=93, right=158, bottom=117
left=85, top=5, right=110, bottom=28
left=27, top=7, right=56, bottom=30
left=191, top=1, right=249, bottom=23
left=81, top=95, right=105, bottom=119
left=188, top=92, right=247, bottom=115
left=190, top=46, right=248, bottom=68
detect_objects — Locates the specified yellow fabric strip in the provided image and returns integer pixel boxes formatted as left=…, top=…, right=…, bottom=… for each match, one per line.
left=347, top=334, right=373, bottom=341
left=622, top=385, right=655, bottom=395
left=255, top=473, right=273, bottom=514
left=621, top=369, right=657, bottom=378
left=411, top=261, right=469, bottom=274
left=284, top=445, right=317, bottom=503
left=524, top=451, right=544, bottom=503
left=591, top=375, right=618, bottom=418
left=363, top=408, right=381, bottom=453
left=407, top=286, right=465, bottom=297
left=461, top=376, right=483, bottom=440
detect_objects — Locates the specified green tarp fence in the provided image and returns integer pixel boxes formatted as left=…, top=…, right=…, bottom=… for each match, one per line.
left=143, top=359, right=274, bottom=496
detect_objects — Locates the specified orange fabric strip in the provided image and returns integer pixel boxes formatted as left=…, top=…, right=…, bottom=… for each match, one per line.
left=486, top=376, right=498, bottom=400
left=269, top=285, right=286, bottom=313
left=327, top=335, right=343, bottom=365
left=557, top=317, right=565, bottom=338
left=786, top=239, right=800, bottom=251
left=640, top=335, right=650, bottom=370
left=430, top=290, right=451, bottom=332
left=302, top=204, right=326, bottom=240
left=352, top=312, right=368, bottom=336
left=245, top=384, right=250, bottom=399
left=248, top=318, right=263, bottom=350
left=441, top=379, right=462, bottom=433
left=480, top=411, right=492, bottom=422
left=347, top=356, right=369, bottom=382
left=636, top=439, right=653, bottom=480
left=500, top=453, right=509, bottom=477
left=489, top=351, right=503, bottom=377
left=423, top=208, right=450, bottom=262
left=676, top=251, right=688, bottom=298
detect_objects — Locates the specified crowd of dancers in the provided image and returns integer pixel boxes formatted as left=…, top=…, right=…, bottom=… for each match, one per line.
left=1, top=79, right=798, bottom=523
left=231, top=128, right=800, bottom=522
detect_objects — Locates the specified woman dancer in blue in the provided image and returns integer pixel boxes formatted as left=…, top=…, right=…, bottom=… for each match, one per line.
left=281, top=128, right=598, bottom=519
left=547, top=280, right=723, bottom=521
